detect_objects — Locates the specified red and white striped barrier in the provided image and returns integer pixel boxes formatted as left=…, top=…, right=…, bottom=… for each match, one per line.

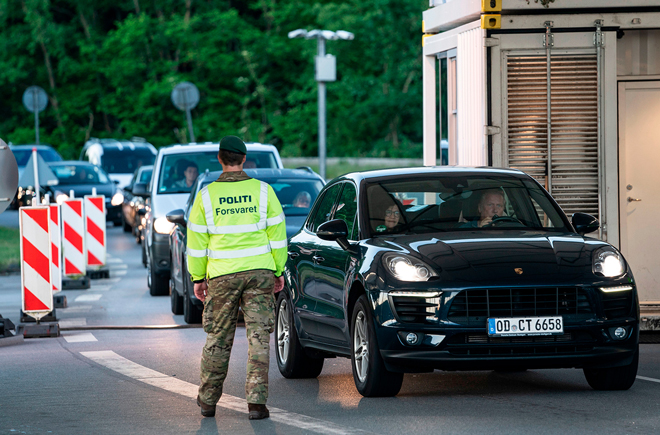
left=49, top=204, right=62, bottom=292
left=62, top=198, right=86, bottom=277
left=84, top=194, right=106, bottom=268
left=19, top=206, right=53, bottom=319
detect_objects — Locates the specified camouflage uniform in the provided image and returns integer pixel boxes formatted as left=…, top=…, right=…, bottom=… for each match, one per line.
left=199, top=269, right=275, bottom=405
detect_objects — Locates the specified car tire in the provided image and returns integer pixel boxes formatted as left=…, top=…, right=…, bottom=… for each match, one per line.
left=275, top=292, right=324, bottom=379
left=113, top=219, right=122, bottom=227
left=122, top=215, right=131, bottom=233
left=170, top=277, right=183, bottom=315
left=583, top=345, right=639, bottom=391
left=350, top=295, right=404, bottom=397
left=147, top=254, right=169, bottom=296
left=183, top=287, right=202, bottom=324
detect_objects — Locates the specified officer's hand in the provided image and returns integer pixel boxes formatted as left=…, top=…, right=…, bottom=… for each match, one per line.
left=273, top=275, right=284, bottom=293
left=194, top=281, right=208, bottom=301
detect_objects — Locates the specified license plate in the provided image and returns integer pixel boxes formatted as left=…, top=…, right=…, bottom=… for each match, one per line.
left=488, top=316, right=563, bottom=337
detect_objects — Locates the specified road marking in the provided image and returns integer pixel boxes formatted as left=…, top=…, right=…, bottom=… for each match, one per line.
left=75, top=294, right=103, bottom=302
left=60, top=305, right=93, bottom=313
left=59, top=318, right=87, bottom=327
left=112, top=270, right=127, bottom=277
left=91, top=285, right=112, bottom=291
left=637, top=375, right=660, bottom=384
left=81, top=351, right=374, bottom=435
left=107, top=258, right=122, bottom=264
left=63, top=332, right=97, bottom=343
left=109, top=263, right=128, bottom=269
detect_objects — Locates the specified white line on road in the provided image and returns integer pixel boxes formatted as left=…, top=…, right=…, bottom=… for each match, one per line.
left=637, top=375, right=660, bottom=384
left=63, top=332, right=97, bottom=343
left=107, top=258, right=123, bottom=264
left=90, top=285, right=112, bottom=291
left=110, top=263, right=128, bottom=269
left=112, top=270, right=127, bottom=277
left=59, top=318, right=88, bottom=327
left=80, top=351, right=374, bottom=435
left=74, top=294, right=103, bottom=302
left=60, top=305, right=93, bottom=313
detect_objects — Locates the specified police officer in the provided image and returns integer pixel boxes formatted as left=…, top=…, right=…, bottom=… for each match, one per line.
left=187, top=136, right=286, bottom=419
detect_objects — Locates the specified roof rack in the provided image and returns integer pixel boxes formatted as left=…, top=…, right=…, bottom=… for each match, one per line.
left=296, top=166, right=315, bottom=174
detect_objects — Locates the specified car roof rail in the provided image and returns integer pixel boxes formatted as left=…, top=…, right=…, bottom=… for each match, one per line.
left=296, top=166, right=315, bottom=174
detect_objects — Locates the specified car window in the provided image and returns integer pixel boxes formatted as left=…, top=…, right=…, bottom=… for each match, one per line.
left=98, top=148, right=156, bottom=174
left=52, top=165, right=109, bottom=185
left=243, top=151, right=279, bottom=169
left=307, top=183, right=342, bottom=233
left=158, top=152, right=221, bottom=194
left=333, top=183, right=358, bottom=234
left=269, top=179, right=324, bottom=216
left=365, top=174, right=569, bottom=236
left=139, top=168, right=153, bottom=184
left=12, top=148, right=62, bottom=166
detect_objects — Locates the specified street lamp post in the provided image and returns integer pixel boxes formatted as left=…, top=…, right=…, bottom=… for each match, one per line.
left=288, top=29, right=354, bottom=180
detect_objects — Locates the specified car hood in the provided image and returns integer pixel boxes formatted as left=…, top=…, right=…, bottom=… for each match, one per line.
left=372, top=231, right=609, bottom=285
left=53, top=183, right=116, bottom=198
left=152, top=193, right=190, bottom=219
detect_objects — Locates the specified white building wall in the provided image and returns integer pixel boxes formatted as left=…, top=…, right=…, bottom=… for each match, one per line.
left=456, top=27, right=487, bottom=166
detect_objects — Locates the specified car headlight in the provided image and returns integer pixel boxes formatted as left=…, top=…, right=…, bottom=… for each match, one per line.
left=593, top=248, right=625, bottom=278
left=154, top=216, right=175, bottom=234
left=383, top=253, right=438, bottom=282
left=111, top=192, right=124, bottom=206
left=55, top=191, right=68, bottom=204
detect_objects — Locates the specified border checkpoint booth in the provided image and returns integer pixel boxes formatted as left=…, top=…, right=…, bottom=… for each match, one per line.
left=422, top=0, right=660, bottom=329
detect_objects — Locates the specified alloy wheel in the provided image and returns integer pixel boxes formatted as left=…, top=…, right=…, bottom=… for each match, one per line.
left=277, top=299, right=290, bottom=364
left=353, top=310, right=369, bottom=383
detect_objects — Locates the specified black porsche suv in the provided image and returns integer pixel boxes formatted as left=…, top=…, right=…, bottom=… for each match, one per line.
left=277, top=167, right=639, bottom=397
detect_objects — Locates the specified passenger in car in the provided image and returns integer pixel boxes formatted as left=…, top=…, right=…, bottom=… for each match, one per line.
left=173, top=160, right=199, bottom=189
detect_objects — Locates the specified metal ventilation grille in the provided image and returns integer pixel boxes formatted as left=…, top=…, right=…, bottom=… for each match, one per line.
left=505, top=54, right=600, bottom=218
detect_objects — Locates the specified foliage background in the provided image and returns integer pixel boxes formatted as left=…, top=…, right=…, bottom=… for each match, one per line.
left=0, top=0, right=441, bottom=160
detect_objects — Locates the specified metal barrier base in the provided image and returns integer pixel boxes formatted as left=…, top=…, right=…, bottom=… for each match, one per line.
left=16, top=322, right=60, bottom=338
left=88, top=268, right=110, bottom=279
left=21, top=309, right=57, bottom=323
left=53, top=294, right=67, bottom=308
left=63, top=275, right=91, bottom=290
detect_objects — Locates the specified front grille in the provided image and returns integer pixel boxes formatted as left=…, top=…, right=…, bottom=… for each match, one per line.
left=445, top=331, right=596, bottom=357
left=446, top=345, right=595, bottom=356
left=602, top=291, right=634, bottom=319
left=390, top=296, right=439, bottom=324
left=447, top=287, right=593, bottom=326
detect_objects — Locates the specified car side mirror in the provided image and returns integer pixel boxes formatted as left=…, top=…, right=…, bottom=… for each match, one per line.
left=166, top=209, right=186, bottom=227
left=113, top=180, right=120, bottom=184
left=317, top=219, right=355, bottom=252
left=572, top=212, right=600, bottom=235
left=132, top=182, right=149, bottom=198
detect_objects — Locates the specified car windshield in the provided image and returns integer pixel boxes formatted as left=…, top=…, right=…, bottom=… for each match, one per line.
left=101, top=148, right=155, bottom=174
left=52, top=165, right=109, bottom=185
left=12, top=148, right=62, bottom=166
left=158, top=151, right=279, bottom=194
left=365, top=174, right=570, bottom=236
left=188, top=177, right=323, bottom=218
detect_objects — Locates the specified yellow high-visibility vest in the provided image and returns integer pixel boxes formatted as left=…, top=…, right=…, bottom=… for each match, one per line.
left=186, top=177, right=287, bottom=281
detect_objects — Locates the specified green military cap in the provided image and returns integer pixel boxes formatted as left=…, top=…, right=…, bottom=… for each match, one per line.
left=219, top=136, right=247, bottom=155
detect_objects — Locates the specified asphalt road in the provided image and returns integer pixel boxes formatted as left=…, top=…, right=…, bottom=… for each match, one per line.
left=1, top=226, right=659, bottom=434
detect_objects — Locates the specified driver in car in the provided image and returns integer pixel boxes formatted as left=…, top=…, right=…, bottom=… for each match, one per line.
left=462, top=189, right=506, bottom=228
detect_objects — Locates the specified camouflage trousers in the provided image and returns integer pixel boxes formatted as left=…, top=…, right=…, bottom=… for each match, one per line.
left=199, top=269, right=275, bottom=406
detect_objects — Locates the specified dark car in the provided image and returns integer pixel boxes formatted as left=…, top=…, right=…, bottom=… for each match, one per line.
left=48, top=161, right=124, bottom=225
left=121, top=165, right=153, bottom=235
left=80, top=138, right=157, bottom=189
left=277, top=167, right=639, bottom=397
left=166, top=168, right=325, bottom=324
left=10, top=144, right=63, bottom=207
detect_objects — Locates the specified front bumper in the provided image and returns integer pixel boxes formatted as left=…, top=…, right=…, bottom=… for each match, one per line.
left=371, top=285, right=639, bottom=373
left=150, top=233, right=171, bottom=274
left=377, top=323, right=638, bottom=373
